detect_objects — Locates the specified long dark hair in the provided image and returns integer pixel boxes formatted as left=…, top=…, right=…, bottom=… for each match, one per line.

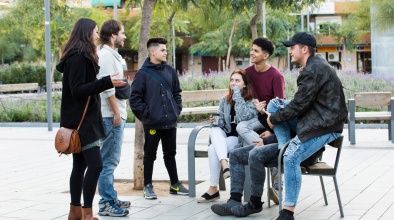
left=226, top=69, right=254, bottom=106
left=60, top=18, right=98, bottom=63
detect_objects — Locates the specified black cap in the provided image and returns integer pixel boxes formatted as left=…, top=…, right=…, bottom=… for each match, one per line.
left=282, top=32, right=316, bottom=48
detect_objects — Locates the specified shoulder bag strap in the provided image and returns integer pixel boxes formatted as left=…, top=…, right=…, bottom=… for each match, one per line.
left=140, top=67, right=172, bottom=95
left=76, top=96, right=90, bottom=132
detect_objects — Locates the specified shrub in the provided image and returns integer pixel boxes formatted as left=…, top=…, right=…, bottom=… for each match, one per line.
left=0, top=70, right=393, bottom=122
left=0, top=63, right=62, bottom=86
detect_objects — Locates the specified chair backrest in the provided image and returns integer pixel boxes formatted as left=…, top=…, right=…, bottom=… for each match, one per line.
left=327, top=136, right=344, bottom=175
left=354, top=92, right=391, bottom=107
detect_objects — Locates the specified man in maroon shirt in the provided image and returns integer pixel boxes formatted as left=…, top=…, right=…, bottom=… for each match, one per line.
left=236, top=37, right=285, bottom=145
left=236, top=37, right=285, bottom=205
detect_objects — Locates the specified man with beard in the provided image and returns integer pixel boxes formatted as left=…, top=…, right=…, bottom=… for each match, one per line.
left=96, top=19, right=129, bottom=217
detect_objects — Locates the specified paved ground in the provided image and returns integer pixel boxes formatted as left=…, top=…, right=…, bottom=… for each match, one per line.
left=0, top=124, right=394, bottom=220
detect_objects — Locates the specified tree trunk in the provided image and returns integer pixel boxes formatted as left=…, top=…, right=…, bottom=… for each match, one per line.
left=250, top=0, right=263, bottom=40
left=133, top=0, right=156, bottom=190
left=226, top=19, right=238, bottom=72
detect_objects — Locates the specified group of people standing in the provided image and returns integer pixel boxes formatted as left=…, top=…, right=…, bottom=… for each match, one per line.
left=58, top=16, right=347, bottom=220
left=58, top=18, right=189, bottom=220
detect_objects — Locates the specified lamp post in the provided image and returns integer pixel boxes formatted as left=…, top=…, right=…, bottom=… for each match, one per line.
left=44, top=0, right=53, bottom=131
left=172, top=22, right=176, bottom=69
left=113, top=0, right=118, bottom=20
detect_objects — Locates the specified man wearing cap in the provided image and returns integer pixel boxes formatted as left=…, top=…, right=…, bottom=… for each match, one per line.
left=265, top=32, right=347, bottom=219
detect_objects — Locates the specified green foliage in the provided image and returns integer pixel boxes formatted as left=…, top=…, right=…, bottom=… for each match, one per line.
left=0, top=63, right=62, bottom=86
left=371, top=0, right=394, bottom=33
left=1, top=70, right=393, bottom=122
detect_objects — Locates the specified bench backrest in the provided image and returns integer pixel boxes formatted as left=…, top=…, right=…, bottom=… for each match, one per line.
left=354, top=92, right=392, bottom=107
left=181, top=89, right=228, bottom=103
left=0, top=83, right=39, bottom=93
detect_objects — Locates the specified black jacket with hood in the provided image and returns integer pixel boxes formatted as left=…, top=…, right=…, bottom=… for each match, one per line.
left=56, top=48, right=113, bottom=146
left=129, top=58, right=182, bottom=130
left=270, top=55, right=348, bottom=142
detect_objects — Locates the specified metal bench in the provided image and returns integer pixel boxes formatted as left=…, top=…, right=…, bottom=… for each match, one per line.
left=348, top=92, right=393, bottom=144
left=180, top=89, right=227, bottom=116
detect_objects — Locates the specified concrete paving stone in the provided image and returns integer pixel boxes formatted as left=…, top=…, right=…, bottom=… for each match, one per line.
left=1, top=126, right=394, bottom=219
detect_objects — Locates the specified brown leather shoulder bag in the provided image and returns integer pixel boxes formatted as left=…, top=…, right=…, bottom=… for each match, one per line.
left=55, top=97, right=90, bottom=155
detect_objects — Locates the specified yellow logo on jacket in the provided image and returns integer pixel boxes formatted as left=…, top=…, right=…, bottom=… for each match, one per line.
left=149, top=129, right=156, bottom=135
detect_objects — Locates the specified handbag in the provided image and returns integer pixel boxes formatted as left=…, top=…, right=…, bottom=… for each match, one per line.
left=115, top=79, right=131, bottom=99
left=55, top=97, right=90, bottom=155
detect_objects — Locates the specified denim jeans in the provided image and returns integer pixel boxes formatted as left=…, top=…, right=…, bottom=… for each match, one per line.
left=98, top=117, right=126, bottom=204
left=267, top=98, right=341, bottom=206
left=236, top=117, right=264, bottom=145
left=229, top=143, right=279, bottom=199
left=267, top=98, right=296, bottom=149
left=283, top=133, right=340, bottom=206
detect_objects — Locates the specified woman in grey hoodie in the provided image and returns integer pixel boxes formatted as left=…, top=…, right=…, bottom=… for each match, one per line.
left=197, top=69, right=258, bottom=203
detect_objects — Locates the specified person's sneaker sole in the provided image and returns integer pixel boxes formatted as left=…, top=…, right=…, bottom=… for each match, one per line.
left=144, top=195, right=157, bottom=200
left=98, top=210, right=129, bottom=217
left=211, top=204, right=233, bottom=216
left=270, top=188, right=280, bottom=204
left=170, top=191, right=189, bottom=195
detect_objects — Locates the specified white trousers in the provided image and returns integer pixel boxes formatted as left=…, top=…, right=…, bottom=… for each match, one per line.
left=208, top=127, right=238, bottom=186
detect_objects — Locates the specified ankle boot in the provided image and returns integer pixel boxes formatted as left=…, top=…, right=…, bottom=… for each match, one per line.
left=68, top=204, right=82, bottom=220
left=82, top=207, right=99, bottom=220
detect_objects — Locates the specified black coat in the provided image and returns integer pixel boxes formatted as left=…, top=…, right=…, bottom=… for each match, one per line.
left=270, top=55, right=348, bottom=142
left=129, top=58, right=182, bottom=129
left=56, top=48, right=113, bottom=146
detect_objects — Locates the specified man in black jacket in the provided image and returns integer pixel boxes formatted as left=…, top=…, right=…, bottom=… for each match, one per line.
left=266, top=32, right=348, bottom=220
left=129, top=37, right=188, bottom=200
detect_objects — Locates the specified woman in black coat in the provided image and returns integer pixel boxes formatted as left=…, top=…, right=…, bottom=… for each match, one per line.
left=56, top=18, right=125, bottom=220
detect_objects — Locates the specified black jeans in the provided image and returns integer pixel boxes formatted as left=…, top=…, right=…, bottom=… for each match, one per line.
left=70, top=147, right=103, bottom=208
left=143, top=127, right=179, bottom=186
left=229, top=143, right=279, bottom=198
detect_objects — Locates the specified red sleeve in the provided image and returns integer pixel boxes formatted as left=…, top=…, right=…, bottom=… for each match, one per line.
left=273, top=73, right=286, bottom=99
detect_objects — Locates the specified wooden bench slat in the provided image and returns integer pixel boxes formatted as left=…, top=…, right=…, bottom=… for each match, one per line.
left=354, top=111, right=391, bottom=120
left=180, top=106, right=219, bottom=115
left=354, top=92, right=391, bottom=107
left=0, top=83, right=39, bottom=93
left=181, top=89, right=227, bottom=103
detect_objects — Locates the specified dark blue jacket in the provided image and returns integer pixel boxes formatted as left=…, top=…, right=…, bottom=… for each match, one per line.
left=129, top=58, right=182, bottom=129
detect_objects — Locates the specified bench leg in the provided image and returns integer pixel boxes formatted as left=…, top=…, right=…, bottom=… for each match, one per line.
left=188, top=125, right=210, bottom=197
left=389, top=118, right=393, bottom=142
left=349, top=120, right=356, bottom=144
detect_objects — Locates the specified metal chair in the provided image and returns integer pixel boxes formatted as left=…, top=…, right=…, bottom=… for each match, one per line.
left=272, top=136, right=345, bottom=217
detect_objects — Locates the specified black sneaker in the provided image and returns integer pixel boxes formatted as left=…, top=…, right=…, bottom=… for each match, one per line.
left=231, top=201, right=263, bottom=217
left=211, top=199, right=241, bottom=216
left=276, top=210, right=295, bottom=220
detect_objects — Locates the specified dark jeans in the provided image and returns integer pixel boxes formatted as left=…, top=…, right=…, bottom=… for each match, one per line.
left=70, top=147, right=103, bottom=208
left=229, top=143, right=279, bottom=199
left=143, top=127, right=179, bottom=186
